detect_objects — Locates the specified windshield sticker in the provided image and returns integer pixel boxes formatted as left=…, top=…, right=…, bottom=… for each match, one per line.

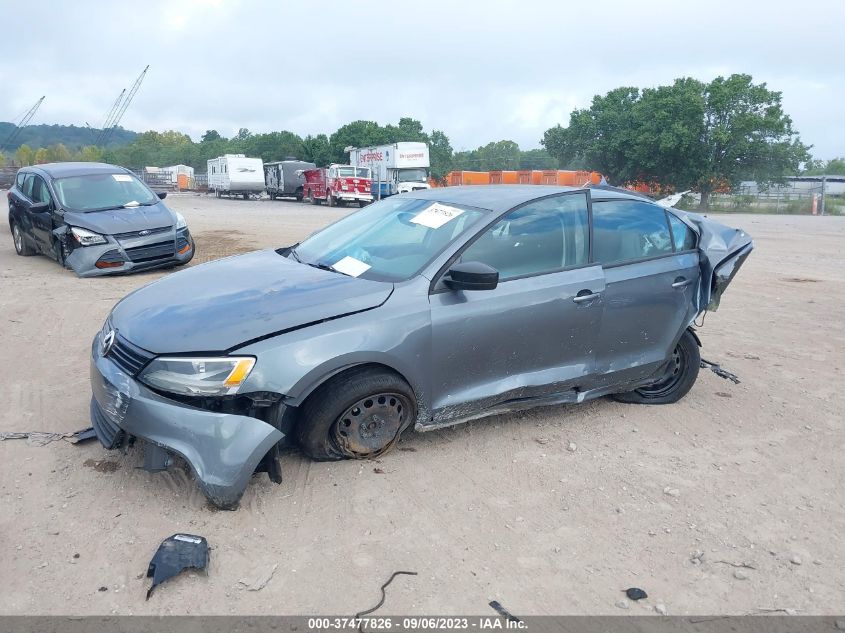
left=411, top=203, right=465, bottom=229
left=333, top=256, right=371, bottom=277
left=112, top=174, right=133, bottom=182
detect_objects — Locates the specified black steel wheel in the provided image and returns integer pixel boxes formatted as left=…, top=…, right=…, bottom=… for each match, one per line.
left=297, top=366, right=417, bottom=461
left=612, top=329, right=701, bottom=405
left=12, top=222, right=35, bottom=256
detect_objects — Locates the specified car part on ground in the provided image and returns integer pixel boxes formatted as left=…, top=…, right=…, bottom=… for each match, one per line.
left=89, top=185, right=752, bottom=507
left=146, top=534, right=209, bottom=600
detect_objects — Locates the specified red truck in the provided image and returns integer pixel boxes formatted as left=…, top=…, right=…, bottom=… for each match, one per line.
left=302, top=164, right=373, bottom=207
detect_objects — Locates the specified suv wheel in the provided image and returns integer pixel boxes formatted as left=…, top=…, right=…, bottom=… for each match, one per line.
left=12, top=222, right=35, bottom=256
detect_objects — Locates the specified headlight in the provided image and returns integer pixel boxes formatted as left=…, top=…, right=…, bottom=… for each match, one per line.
left=71, top=226, right=107, bottom=246
left=139, top=357, right=255, bottom=397
left=174, top=212, right=187, bottom=230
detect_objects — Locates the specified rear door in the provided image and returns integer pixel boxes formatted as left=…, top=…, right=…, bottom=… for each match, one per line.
left=428, top=191, right=604, bottom=421
left=590, top=198, right=700, bottom=386
left=27, top=175, right=56, bottom=251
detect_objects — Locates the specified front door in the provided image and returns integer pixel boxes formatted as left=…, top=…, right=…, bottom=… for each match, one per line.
left=590, top=198, right=701, bottom=386
left=428, top=191, right=604, bottom=423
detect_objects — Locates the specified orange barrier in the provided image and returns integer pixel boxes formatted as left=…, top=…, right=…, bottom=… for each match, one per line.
left=489, top=170, right=519, bottom=184
left=446, top=169, right=603, bottom=187
left=448, top=171, right=491, bottom=186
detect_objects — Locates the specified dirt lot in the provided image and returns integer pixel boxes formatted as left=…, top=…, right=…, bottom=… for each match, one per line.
left=1, top=194, right=843, bottom=616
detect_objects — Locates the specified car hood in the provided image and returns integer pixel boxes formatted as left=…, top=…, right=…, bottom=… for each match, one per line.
left=110, top=249, right=394, bottom=354
left=66, top=201, right=175, bottom=235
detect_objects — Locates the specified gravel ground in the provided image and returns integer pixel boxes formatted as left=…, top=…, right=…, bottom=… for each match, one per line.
left=0, top=193, right=843, bottom=616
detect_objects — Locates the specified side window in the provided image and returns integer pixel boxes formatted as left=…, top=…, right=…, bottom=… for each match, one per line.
left=668, top=212, right=696, bottom=251
left=592, top=200, right=673, bottom=266
left=21, top=174, right=36, bottom=200
left=31, top=176, right=52, bottom=205
left=460, top=192, right=589, bottom=281
left=15, top=171, right=26, bottom=189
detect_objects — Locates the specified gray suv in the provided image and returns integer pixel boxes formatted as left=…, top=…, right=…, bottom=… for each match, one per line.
left=8, top=162, right=194, bottom=276
left=89, top=185, right=752, bottom=508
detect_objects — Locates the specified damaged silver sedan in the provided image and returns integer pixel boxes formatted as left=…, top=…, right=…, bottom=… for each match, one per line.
left=8, top=162, right=195, bottom=276
left=89, top=185, right=752, bottom=508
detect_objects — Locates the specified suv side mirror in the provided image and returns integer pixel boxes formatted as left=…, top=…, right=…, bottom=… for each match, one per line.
left=29, top=201, right=50, bottom=213
left=157, top=191, right=168, bottom=200
left=444, top=261, right=499, bottom=291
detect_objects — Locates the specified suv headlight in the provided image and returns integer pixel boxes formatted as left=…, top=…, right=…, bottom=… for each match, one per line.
left=71, top=226, right=107, bottom=246
left=139, top=357, right=255, bottom=397
left=174, top=212, right=188, bottom=230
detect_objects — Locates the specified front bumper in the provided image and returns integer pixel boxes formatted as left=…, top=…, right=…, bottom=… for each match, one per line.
left=66, top=229, right=194, bottom=278
left=337, top=191, right=373, bottom=202
left=89, top=332, right=284, bottom=508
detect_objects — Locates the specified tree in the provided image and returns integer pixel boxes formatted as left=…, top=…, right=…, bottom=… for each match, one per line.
left=34, top=147, right=49, bottom=164
left=542, top=75, right=810, bottom=208
left=79, top=145, right=103, bottom=162
left=302, top=134, right=333, bottom=167
left=201, top=129, right=222, bottom=143
left=46, top=143, right=72, bottom=162
left=15, top=144, right=34, bottom=166
left=804, top=157, right=845, bottom=176
left=519, top=148, right=557, bottom=170
left=428, top=130, right=453, bottom=181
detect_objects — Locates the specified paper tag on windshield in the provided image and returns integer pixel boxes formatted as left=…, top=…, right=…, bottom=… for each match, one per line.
left=333, top=256, right=371, bottom=277
left=112, top=174, right=133, bottom=182
left=410, top=203, right=465, bottom=229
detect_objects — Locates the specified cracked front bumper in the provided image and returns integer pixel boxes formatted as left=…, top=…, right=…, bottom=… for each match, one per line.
left=89, top=334, right=283, bottom=508
left=67, top=230, right=194, bottom=278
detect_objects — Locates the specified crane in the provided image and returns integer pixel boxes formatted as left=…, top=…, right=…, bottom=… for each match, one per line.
left=1, top=96, right=46, bottom=152
left=95, top=88, right=126, bottom=146
left=99, top=65, right=149, bottom=147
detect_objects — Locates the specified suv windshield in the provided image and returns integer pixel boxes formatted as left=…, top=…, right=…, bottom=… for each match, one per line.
left=52, top=173, right=159, bottom=212
left=293, top=197, right=485, bottom=282
left=397, top=168, right=427, bottom=182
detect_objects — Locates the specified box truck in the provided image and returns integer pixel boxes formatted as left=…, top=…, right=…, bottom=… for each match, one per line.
left=264, top=159, right=316, bottom=201
left=207, top=154, right=265, bottom=199
left=347, top=142, right=430, bottom=198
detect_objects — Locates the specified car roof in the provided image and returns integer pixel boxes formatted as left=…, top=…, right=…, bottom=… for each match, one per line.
left=22, top=162, right=131, bottom=179
left=401, top=184, right=650, bottom=212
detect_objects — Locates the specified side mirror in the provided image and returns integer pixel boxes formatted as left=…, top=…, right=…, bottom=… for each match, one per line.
left=444, top=261, right=499, bottom=291
left=157, top=191, right=168, bottom=200
left=29, top=201, right=50, bottom=213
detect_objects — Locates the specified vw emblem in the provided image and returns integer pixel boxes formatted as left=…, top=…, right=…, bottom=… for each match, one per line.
left=138, top=229, right=151, bottom=236
left=101, top=329, right=116, bottom=356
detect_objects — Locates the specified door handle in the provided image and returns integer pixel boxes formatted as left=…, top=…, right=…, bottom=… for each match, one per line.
left=672, top=277, right=692, bottom=289
left=573, top=291, right=601, bottom=304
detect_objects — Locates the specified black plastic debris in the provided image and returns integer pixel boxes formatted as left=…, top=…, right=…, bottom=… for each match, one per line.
left=71, top=427, right=97, bottom=444
left=700, top=358, right=741, bottom=384
left=625, top=587, right=648, bottom=601
left=489, top=600, right=520, bottom=622
left=146, top=534, right=209, bottom=600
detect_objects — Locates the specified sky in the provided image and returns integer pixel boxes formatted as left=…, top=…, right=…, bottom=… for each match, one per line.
left=1, top=0, right=843, bottom=159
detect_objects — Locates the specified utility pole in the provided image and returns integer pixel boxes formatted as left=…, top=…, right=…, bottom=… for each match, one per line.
left=820, top=175, right=827, bottom=216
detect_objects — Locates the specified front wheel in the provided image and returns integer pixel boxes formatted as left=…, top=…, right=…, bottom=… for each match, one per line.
left=326, top=189, right=335, bottom=207
left=297, top=367, right=417, bottom=461
left=612, top=329, right=700, bottom=405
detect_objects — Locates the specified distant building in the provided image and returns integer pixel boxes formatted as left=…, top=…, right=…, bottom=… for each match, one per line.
left=737, top=176, right=845, bottom=196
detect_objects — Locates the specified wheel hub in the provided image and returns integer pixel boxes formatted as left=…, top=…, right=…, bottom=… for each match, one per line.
left=334, top=393, right=407, bottom=456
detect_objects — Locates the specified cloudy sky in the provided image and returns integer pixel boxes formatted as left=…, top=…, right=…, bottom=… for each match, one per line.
left=1, top=0, right=842, bottom=158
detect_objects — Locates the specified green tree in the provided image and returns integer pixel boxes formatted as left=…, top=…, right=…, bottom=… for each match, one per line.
left=46, top=143, right=72, bottom=162
left=79, top=145, right=104, bottom=162
left=15, top=144, right=34, bottom=166
left=329, top=120, right=390, bottom=162
left=242, top=131, right=305, bottom=162
left=0, top=151, right=5, bottom=166
left=34, top=147, right=49, bottom=164
left=804, top=157, right=845, bottom=176
left=543, top=75, right=810, bottom=208
left=302, top=134, right=333, bottom=167
left=201, top=129, right=222, bottom=143
left=428, top=130, right=453, bottom=181
left=519, top=148, right=557, bottom=169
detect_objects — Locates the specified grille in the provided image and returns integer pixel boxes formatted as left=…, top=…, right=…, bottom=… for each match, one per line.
left=124, top=240, right=175, bottom=263
left=90, top=398, right=125, bottom=449
left=113, top=225, right=171, bottom=240
left=106, top=334, right=155, bottom=376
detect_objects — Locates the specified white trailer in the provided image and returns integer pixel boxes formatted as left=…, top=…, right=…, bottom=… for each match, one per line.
left=207, top=154, right=265, bottom=199
left=347, top=142, right=430, bottom=198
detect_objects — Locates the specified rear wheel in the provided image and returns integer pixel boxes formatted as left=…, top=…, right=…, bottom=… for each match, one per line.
left=12, top=222, right=35, bottom=256
left=326, top=189, right=335, bottom=207
left=308, top=189, right=320, bottom=205
left=297, top=366, right=417, bottom=461
left=242, top=192, right=249, bottom=200
left=612, top=329, right=700, bottom=404
left=295, top=188, right=303, bottom=202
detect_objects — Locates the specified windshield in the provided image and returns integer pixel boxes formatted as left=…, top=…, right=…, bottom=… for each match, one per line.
left=293, top=197, right=486, bottom=282
left=397, top=168, right=428, bottom=182
left=53, top=173, right=159, bottom=212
